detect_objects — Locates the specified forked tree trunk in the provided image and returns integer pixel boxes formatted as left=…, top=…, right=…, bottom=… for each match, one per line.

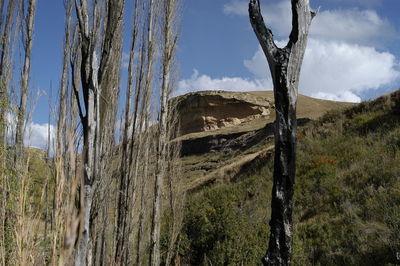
left=248, top=0, right=316, bottom=265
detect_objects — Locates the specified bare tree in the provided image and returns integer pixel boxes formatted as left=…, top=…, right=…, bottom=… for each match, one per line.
left=165, top=105, right=184, bottom=266
left=0, top=0, right=17, bottom=145
left=57, top=28, right=81, bottom=264
left=72, top=0, right=125, bottom=264
left=248, top=0, right=316, bottom=265
left=56, top=0, right=73, bottom=166
left=149, top=0, right=180, bottom=264
left=0, top=1, right=19, bottom=263
left=15, top=0, right=37, bottom=157
left=114, top=1, right=140, bottom=263
left=50, top=1, right=76, bottom=264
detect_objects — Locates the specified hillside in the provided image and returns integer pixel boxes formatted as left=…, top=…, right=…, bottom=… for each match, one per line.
left=174, top=90, right=354, bottom=190
left=172, top=89, right=400, bottom=265
left=15, top=90, right=399, bottom=265
left=175, top=90, right=353, bottom=140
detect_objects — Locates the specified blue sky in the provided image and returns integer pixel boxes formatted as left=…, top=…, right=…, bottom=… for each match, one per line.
left=24, top=0, right=400, bottom=148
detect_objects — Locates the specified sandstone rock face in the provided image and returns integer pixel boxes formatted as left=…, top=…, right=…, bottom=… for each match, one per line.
left=174, top=91, right=273, bottom=136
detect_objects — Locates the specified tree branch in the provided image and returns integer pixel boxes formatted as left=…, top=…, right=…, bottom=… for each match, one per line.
left=286, top=0, right=316, bottom=49
left=248, top=0, right=278, bottom=64
left=311, top=6, right=320, bottom=19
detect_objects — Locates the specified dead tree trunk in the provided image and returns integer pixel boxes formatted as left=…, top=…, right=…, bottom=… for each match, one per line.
left=15, top=0, right=37, bottom=157
left=248, top=0, right=316, bottom=265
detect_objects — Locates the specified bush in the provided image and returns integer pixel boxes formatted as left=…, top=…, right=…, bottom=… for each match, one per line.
left=175, top=91, right=400, bottom=265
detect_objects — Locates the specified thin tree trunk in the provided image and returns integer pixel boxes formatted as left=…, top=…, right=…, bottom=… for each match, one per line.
left=0, top=1, right=19, bottom=263
left=15, top=0, right=37, bottom=157
left=56, top=0, right=72, bottom=163
left=136, top=111, right=152, bottom=266
left=165, top=105, right=184, bottom=266
left=0, top=0, right=17, bottom=145
left=73, top=0, right=125, bottom=264
left=248, top=0, right=316, bottom=265
left=114, top=1, right=140, bottom=263
left=150, top=0, right=179, bottom=264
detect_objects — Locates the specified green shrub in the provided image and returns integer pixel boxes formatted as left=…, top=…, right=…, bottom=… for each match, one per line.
left=175, top=91, right=400, bottom=265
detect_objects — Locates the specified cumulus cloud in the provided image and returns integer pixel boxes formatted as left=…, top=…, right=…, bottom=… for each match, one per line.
left=24, top=122, right=56, bottom=151
left=175, top=69, right=271, bottom=96
left=311, top=9, right=397, bottom=47
left=203, top=0, right=398, bottom=102
left=174, top=1, right=399, bottom=102
left=6, top=112, right=56, bottom=151
left=177, top=38, right=400, bottom=102
left=223, top=0, right=397, bottom=47
left=244, top=39, right=400, bottom=102
left=334, top=0, right=382, bottom=7
left=178, top=37, right=400, bottom=102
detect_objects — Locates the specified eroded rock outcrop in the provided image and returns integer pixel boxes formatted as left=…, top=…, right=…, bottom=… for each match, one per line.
left=174, top=91, right=273, bottom=136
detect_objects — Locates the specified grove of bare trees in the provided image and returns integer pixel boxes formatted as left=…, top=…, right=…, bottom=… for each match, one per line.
left=0, top=0, right=184, bottom=265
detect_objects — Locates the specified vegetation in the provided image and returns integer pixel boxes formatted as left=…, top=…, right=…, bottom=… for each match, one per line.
left=0, top=0, right=184, bottom=264
left=0, top=0, right=398, bottom=264
left=177, top=90, right=400, bottom=265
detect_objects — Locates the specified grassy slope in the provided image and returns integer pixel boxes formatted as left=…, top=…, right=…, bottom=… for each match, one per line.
left=176, top=90, right=400, bottom=265
left=179, top=92, right=353, bottom=190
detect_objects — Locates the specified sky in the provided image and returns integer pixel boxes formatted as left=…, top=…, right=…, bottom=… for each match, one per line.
left=22, top=0, right=400, bottom=149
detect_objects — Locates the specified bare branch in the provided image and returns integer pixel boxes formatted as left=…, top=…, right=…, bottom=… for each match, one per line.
left=248, top=0, right=278, bottom=64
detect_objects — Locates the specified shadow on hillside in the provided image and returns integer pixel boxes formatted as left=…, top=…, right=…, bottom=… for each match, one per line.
left=180, top=118, right=311, bottom=156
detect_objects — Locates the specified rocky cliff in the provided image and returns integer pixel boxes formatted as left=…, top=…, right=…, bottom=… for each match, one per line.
left=174, top=91, right=273, bottom=136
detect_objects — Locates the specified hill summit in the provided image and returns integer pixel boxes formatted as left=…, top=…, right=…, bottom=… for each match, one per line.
left=174, top=90, right=354, bottom=137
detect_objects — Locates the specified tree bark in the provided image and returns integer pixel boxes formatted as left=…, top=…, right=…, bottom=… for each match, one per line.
left=56, top=0, right=72, bottom=163
left=150, top=0, right=179, bottom=264
left=0, top=0, right=17, bottom=145
left=73, top=0, right=125, bottom=264
left=248, top=0, right=316, bottom=265
left=114, top=1, right=140, bottom=263
left=15, top=0, right=37, bottom=157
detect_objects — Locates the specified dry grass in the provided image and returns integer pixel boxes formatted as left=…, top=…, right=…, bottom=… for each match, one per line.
left=178, top=91, right=354, bottom=193
left=248, top=91, right=355, bottom=119
left=185, top=145, right=274, bottom=192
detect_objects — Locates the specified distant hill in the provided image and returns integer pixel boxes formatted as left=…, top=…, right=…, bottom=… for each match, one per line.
left=175, top=89, right=400, bottom=265
left=173, top=90, right=354, bottom=188
left=174, top=90, right=354, bottom=140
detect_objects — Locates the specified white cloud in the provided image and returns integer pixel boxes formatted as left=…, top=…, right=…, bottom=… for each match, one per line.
left=223, top=0, right=249, bottom=16
left=175, top=69, right=272, bottom=97
left=223, top=0, right=397, bottom=47
left=6, top=112, right=56, bottom=151
left=243, top=39, right=400, bottom=102
left=312, top=91, right=362, bottom=103
left=177, top=38, right=400, bottom=102
left=173, top=1, right=399, bottom=103
left=311, top=9, right=397, bottom=47
left=24, top=122, right=55, bottom=151
left=122, top=52, right=130, bottom=69
left=334, top=0, right=382, bottom=7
